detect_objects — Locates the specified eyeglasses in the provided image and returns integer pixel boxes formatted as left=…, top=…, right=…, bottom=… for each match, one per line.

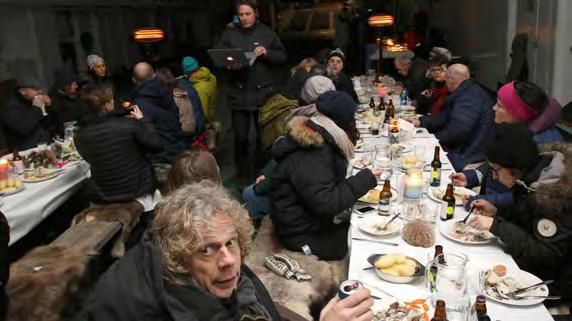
left=428, top=67, right=445, bottom=74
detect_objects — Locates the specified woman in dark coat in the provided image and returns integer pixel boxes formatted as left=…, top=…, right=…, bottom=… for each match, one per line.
left=270, top=91, right=380, bottom=260
left=467, top=123, right=572, bottom=302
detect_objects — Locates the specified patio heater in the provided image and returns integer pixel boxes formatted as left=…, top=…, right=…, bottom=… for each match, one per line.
left=368, top=15, right=394, bottom=75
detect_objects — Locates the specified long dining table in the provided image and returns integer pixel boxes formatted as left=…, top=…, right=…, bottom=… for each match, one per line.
left=346, top=119, right=554, bottom=320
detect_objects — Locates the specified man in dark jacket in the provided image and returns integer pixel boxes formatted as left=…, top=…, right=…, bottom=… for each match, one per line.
left=0, top=211, right=9, bottom=321
left=326, top=48, right=358, bottom=102
left=0, top=80, right=55, bottom=150
left=132, top=62, right=187, bottom=164
left=414, top=64, right=494, bottom=171
left=467, top=124, right=572, bottom=302
left=49, top=68, right=81, bottom=137
left=75, top=83, right=162, bottom=204
left=270, top=91, right=380, bottom=260
left=393, top=56, right=430, bottom=98
left=216, top=0, right=287, bottom=185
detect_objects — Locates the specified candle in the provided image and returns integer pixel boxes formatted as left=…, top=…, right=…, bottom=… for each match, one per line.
left=404, top=169, right=424, bottom=199
left=0, top=159, right=9, bottom=181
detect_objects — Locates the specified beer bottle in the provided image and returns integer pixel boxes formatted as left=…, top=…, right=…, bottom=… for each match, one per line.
left=387, top=99, right=395, bottom=118
left=377, top=180, right=392, bottom=216
left=430, top=146, right=442, bottom=187
left=429, top=245, right=444, bottom=292
left=378, top=96, right=385, bottom=111
left=475, top=295, right=488, bottom=321
left=440, top=184, right=456, bottom=221
left=12, top=150, right=24, bottom=174
left=369, top=97, right=375, bottom=110
left=434, top=300, right=447, bottom=320
left=388, top=119, right=400, bottom=145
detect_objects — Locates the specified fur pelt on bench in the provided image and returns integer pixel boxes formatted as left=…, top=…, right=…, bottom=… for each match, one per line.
left=5, top=245, right=91, bottom=321
left=245, top=217, right=348, bottom=321
left=72, top=201, right=143, bottom=258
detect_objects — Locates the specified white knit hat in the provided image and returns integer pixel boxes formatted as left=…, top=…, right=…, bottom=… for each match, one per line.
left=300, top=75, right=336, bottom=104
left=86, top=54, right=104, bottom=70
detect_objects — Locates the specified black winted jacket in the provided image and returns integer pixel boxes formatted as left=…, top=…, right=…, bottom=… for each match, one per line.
left=132, top=79, right=187, bottom=164
left=217, top=21, right=287, bottom=110
left=0, top=92, right=55, bottom=150
left=420, top=79, right=494, bottom=171
left=75, top=113, right=162, bottom=203
left=87, top=232, right=281, bottom=321
left=332, top=72, right=358, bottom=103
left=270, top=117, right=376, bottom=259
left=48, top=89, right=81, bottom=137
left=490, top=144, right=572, bottom=298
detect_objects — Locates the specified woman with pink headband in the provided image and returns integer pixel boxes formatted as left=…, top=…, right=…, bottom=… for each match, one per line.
left=451, top=81, right=564, bottom=209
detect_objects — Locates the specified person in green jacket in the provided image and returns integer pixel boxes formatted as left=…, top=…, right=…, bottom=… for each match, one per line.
left=182, top=56, right=217, bottom=121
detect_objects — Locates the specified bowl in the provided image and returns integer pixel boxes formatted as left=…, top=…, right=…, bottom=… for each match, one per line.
left=367, top=254, right=426, bottom=284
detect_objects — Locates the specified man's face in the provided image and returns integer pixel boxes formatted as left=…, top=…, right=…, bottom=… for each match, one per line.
left=19, top=87, right=43, bottom=101
left=493, top=99, right=516, bottom=124
left=238, top=5, right=256, bottom=28
left=187, top=212, right=241, bottom=299
left=445, top=72, right=456, bottom=92
left=395, top=60, right=411, bottom=76
left=93, top=61, right=107, bottom=78
left=327, top=56, right=344, bottom=73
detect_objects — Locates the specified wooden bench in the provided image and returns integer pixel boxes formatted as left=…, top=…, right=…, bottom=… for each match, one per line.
left=52, top=220, right=121, bottom=252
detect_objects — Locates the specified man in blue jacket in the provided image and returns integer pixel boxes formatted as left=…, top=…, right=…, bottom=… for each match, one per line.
left=412, top=64, right=494, bottom=171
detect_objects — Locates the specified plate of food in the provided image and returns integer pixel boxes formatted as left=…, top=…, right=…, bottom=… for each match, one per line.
left=355, top=142, right=374, bottom=153
left=399, top=155, right=423, bottom=170
left=352, top=155, right=374, bottom=169
left=21, top=168, right=62, bottom=183
left=439, top=220, right=495, bottom=245
left=428, top=186, right=476, bottom=206
left=357, top=215, right=401, bottom=237
left=0, top=177, right=25, bottom=196
left=23, top=150, right=57, bottom=170
left=367, top=253, right=426, bottom=284
left=358, top=187, right=399, bottom=204
left=483, top=265, right=549, bottom=306
left=373, top=300, right=428, bottom=321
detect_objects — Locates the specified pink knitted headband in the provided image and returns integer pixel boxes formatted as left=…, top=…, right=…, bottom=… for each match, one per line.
left=497, top=81, right=539, bottom=121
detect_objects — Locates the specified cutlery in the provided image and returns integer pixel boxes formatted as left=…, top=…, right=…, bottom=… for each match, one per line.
left=460, top=205, right=476, bottom=224
left=363, top=266, right=375, bottom=270
left=510, top=295, right=561, bottom=301
left=507, top=280, right=554, bottom=296
left=351, top=237, right=399, bottom=246
left=380, top=212, right=401, bottom=231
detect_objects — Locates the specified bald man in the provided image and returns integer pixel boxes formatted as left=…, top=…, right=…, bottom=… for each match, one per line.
left=131, top=62, right=186, bottom=164
left=413, top=64, right=494, bottom=171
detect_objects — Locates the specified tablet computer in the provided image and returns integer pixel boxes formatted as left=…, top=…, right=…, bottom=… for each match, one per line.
left=207, top=48, right=256, bottom=68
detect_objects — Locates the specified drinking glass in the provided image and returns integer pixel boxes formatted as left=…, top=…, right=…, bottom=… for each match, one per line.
left=374, top=144, right=392, bottom=180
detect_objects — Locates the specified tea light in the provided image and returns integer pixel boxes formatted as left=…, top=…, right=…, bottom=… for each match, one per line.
left=404, top=169, right=424, bottom=199
left=0, top=159, right=9, bottom=181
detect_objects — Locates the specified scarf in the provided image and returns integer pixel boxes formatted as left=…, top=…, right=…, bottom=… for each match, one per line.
left=310, top=114, right=355, bottom=161
left=165, top=273, right=272, bottom=321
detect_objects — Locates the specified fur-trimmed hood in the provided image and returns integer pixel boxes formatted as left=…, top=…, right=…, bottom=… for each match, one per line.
left=526, top=143, right=572, bottom=212
left=271, top=116, right=325, bottom=161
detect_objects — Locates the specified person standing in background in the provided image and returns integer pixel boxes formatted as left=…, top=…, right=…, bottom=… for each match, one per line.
left=216, top=0, right=287, bottom=186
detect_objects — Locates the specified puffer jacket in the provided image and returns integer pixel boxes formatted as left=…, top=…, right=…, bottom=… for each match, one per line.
left=217, top=21, right=287, bottom=111
left=270, top=116, right=376, bottom=260
left=420, top=79, right=494, bottom=171
left=490, top=143, right=572, bottom=300
left=188, top=67, right=217, bottom=121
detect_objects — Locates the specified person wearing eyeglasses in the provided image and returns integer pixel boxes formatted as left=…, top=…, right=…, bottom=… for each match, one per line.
left=416, top=53, right=450, bottom=115
left=466, top=123, right=572, bottom=303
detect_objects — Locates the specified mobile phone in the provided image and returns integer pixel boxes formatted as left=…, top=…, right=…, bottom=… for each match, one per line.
left=356, top=206, right=376, bottom=214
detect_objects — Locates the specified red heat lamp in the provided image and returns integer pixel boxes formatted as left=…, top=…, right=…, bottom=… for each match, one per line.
left=133, top=28, right=165, bottom=43
left=368, top=15, right=395, bottom=75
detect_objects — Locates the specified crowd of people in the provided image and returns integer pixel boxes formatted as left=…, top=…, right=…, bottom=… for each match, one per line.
left=1, top=0, right=571, bottom=319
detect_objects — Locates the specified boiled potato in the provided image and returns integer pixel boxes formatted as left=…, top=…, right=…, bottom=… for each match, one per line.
left=379, top=267, right=400, bottom=276
left=375, top=255, right=397, bottom=269
left=14, top=179, right=22, bottom=188
left=394, top=264, right=416, bottom=277
left=6, top=178, right=14, bottom=188
left=403, top=259, right=417, bottom=269
left=0, top=180, right=6, bottom=189
left=393, top=254, right=407, bottom=264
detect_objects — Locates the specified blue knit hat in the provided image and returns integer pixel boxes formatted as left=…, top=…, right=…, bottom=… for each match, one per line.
left=316, top=91, right=356, bottom=126
left=181, top=56, right=199, bottom=74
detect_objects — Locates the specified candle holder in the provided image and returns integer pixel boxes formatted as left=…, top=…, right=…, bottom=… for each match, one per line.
left=0, top=159, right=9, bottom=181
left=403, top=168, right=424, bottom=200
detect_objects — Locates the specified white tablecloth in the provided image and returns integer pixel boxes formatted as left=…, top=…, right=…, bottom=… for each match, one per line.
left=348, top=128, right=554, bottom=320
left=0, top=160, right=90, bottom=245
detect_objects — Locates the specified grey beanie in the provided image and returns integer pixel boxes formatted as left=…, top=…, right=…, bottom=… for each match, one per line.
left=300, top=75, right=336, bottom=104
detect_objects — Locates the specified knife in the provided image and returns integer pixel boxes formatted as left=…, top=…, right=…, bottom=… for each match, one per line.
left=507, top=280, right=554, bottom=296
left=352, top=237, right=399, bottom=246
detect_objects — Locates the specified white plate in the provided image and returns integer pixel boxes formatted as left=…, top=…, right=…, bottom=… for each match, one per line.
left=351, top=157, right=373, bottom=169
left=484, top=270, right=548, bottom=306
left=358, top=187, right=399, bottom=204
left=439, top=220, right=495, bottom=245
left=21, top=172, right=61, bottom=183
left=357, top=215, right=401, bottom=237
left=427, top=186, right=476, bottom=207
left=0, top=185, right=25, bottom=196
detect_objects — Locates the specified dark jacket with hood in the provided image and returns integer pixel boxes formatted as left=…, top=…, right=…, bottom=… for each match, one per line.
left=420, top=79, right=494, bottom=171
left=270, top=116, right=376, bottom=260
left=217, top=21, right=287, bottom=111
left=75, top=113, right=162, bottom=203
left=490, top=143, right=572, bottom=299
left=132, top=78, right=187, bottom=164
left=48, top=89, right=81, bottom=137
left=87, top=232, right=281, bottom=321
left=0, top=92, right=55, bottom=150
left=332, top=72, right=358, bottom=103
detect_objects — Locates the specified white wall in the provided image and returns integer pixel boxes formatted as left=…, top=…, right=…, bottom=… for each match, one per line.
left=552, top=0, right=572, bottom=104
